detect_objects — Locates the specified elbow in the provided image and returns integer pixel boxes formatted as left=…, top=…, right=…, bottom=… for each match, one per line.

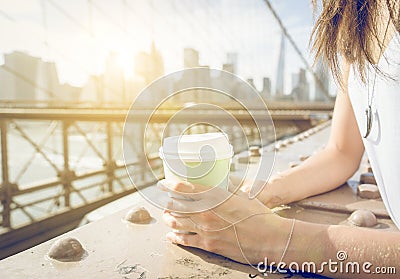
left=325, top=143, right=365, bottom=180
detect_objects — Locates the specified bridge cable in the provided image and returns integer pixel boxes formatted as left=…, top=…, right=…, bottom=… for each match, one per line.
left=262, top=0, right=334, bottom=102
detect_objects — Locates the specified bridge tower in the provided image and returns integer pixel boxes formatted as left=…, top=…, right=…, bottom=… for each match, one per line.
left=275, top=32, right=286, bottom=100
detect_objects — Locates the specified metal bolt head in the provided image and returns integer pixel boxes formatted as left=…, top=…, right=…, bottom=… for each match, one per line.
left=48, top=237, right=86, bottom=262
left=348, top=210, right=377, bottom=228
left=124, top=207, right=152, bottom=224
left=357, top=184, right=380, bottom=199
left=360, top=172, right=376, bottom=185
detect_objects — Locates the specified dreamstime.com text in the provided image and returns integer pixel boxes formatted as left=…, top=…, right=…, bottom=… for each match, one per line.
left=253, top=251, right=396, bottom=276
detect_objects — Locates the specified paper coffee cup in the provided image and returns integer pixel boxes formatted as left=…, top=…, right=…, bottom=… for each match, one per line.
left=159, top=133, right=233, bottom=234
left=159, top=132, right=233, bottom=199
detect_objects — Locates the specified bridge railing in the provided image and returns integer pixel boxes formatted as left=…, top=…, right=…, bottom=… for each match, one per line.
left=0, top=108, right=275, bottom=231
left=0, top=118, right=154, bottom=231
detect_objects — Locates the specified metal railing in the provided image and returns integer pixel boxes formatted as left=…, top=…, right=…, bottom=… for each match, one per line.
left=0, top=108, right=283, bottom=231
left=0, top=117, right=156, bottom=230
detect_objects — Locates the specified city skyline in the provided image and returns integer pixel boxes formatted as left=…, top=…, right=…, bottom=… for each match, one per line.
left=0, top=46, right=323, bottom=104
left=0, top=0, right=318, bottom=96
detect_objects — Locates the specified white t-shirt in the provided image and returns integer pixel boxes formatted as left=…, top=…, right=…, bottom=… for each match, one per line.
left=348, top=33, right=400, bottom=229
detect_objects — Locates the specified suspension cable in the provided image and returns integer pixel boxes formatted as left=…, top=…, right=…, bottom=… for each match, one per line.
left=262, top=0, right=334, bottom=102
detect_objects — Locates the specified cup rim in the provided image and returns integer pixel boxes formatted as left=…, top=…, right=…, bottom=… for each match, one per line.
left=159, top=146, right=233, bottom=162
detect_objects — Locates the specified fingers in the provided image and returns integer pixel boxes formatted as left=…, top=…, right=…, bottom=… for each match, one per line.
left=158, top=179, right=233, bottom=213
left=158, top=179, right=210, bottom=194
left=241, top=179, right=267, bottom=197
left=166, top=231, right=202, bottom=248
left=158, top=179, right=271, bottom=223
left=163, top=196, right=229, bottom=214
left=163, top=211, right=200, bottom=233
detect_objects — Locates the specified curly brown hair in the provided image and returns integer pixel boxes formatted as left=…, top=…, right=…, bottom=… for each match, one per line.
left=311, top=0, right=399, bottom=84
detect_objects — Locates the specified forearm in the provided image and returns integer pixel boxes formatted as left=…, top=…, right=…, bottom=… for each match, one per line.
left=258, top=146, right=362, bottom=208
left=284, top=220, right=400, bottom=278
left=253, top=64, right=364, bottom=208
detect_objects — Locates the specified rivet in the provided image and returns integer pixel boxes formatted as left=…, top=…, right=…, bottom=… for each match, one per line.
left=348, top=210, right=377, bottom=228
left=48, top=237, right=87, bottom=262
left=357, top=184, right=380, bottom=199
left=124, top=207, right=152, bottom=224
left=360, top=172, right=376, bottom=185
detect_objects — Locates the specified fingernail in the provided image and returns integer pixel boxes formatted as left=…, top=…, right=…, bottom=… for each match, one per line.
left=166, top=232, right=175, bottom=242
left=159, top=179, right=180, bottom=190
left=178, top=181, right=196, bottom=192
left=157, top=179, right=169, bottom=189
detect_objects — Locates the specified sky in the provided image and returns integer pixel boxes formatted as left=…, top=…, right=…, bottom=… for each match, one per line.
left=0, top=0, right=317, bottom=94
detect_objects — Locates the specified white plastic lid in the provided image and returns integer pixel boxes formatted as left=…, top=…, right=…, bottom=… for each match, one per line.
left=159, top=132, right=233, bottom=161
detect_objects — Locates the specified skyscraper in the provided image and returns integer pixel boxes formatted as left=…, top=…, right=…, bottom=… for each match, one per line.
left=184, top=48, right=200, bottom=69
left=246, top=78, right=256, bottom=89
left=0, top=51, right=80, bottom=102
left=222, top=63, right=235, bottom=74
left=0, top=51, right=40, bottom=100
left=291, top=68, right=310, bottom=102
left=261, top=77, right=271, bottom=100
left=275, top=33, right=286, bottom=99
left=226, top=52, right=238, bottom=74
left=315, top=58, right=330, bottom=101
left=135, top=42, right=165, bottom=84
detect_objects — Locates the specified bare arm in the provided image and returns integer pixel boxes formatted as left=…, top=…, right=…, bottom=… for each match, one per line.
left=255, top=62, right=400, bottom=278
left=282, top=218, right=400, bottom=278
left=254, top=62, right=365, bottom=208
left=163, top=179, right=400, bottom=279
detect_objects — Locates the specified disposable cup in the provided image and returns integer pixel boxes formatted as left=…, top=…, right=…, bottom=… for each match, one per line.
left=159, top=133, right=233, bottom=233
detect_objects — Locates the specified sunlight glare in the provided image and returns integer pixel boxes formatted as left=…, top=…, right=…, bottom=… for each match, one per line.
left=116, top=49, right=135, bottom=79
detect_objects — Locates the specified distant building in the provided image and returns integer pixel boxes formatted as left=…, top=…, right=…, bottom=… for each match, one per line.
left=291, top=68, right=310, bottom=102
left=55, top=83, right=81, bottom=102
left=222, top=63, right=235, bottom=74
left=314, top=58, right=330, bottom=101
left=0, top=51, right=40, bottom=100
left=183, top=48, right=200, bottom=69
left=80, top=75, right=103, bottom=104
left=275, top=33, right=286, bottom=99
left=135, top=41, right=164, bottom=85
left=261, top=77, right=271, bottom=100
left=246, top=78, right=256, bottom=90
left=35, top=59, right=58, bottom=100
left=245, top=78, right=259, bottom=102
left=226, top=52, right=238, bottom=74
left=0, top=51, right=80, bottom=102
left=173, top=65, right=212, bottom=104
left=38, top=59, right=80, bottom=102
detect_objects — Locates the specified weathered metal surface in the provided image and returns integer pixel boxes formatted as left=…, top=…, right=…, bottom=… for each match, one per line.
left=0, top=199, right=274, bottom=278
left=1, top=120, right=396, bottom=278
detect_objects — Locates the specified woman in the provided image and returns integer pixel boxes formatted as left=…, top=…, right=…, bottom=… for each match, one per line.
left=160, top=1, right=400, bottom=278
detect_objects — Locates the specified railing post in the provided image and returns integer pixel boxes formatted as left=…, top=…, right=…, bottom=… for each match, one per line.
left=62, top=121, right=71, bottom=207
left=0, top=119, right=11, bottom=228
left=140, top=123, right=146, bottom=181
left=106, top=121, right=114, bottom=193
